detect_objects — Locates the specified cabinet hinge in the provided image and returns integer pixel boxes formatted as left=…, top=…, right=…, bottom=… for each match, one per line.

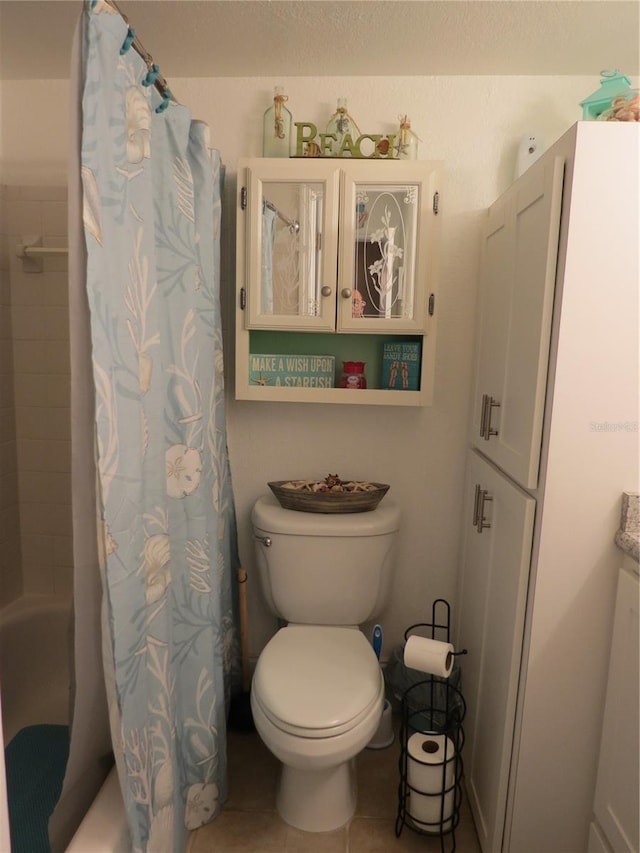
left=240, top=287, right=246, bottom=310
left=241, top=187, right=247, bottom=210
left=433, top=191, right=439, bottom=215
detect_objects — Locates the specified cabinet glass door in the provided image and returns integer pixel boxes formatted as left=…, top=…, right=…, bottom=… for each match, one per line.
left=338, top=162, right=436, bottom=333
left=245, top=162, right=340, bottom=330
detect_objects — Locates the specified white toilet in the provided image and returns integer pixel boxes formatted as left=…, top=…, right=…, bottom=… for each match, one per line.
left=249, top=493, right=400, bottom=832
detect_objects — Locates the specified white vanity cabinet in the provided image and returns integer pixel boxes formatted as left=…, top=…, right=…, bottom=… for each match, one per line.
left=469, top=154, right=564, bottom=489
left=234, top=158, right=442, bottom=405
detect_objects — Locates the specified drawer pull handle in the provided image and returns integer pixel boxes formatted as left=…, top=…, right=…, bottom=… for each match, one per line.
left=480, top=393, right=501, bottom=440
left=473, top=484, right=482, bottom=527
left=474, top=486, right=493, bottom=533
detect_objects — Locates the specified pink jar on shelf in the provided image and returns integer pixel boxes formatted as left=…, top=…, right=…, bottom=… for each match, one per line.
left=339, top=361, right=367, bottom=389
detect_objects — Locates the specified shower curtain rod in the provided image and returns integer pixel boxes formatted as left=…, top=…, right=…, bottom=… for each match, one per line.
left=264, top=200, right=300, bottom=234
left=105, top=0, right=174, bottom=103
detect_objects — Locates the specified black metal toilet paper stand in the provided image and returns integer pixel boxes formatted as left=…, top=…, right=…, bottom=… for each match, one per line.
left=395, top=599, right=467, bottom=853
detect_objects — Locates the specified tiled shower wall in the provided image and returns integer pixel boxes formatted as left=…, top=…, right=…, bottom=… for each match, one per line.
left=0, top=186, right=23, bottom=608
left=3, top=186, right=72, bottom=599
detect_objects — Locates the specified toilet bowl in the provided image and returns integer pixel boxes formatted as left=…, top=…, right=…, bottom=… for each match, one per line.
left=250, top=625, right=384, bottom=831
left=250, top=494, right=400, bottom=832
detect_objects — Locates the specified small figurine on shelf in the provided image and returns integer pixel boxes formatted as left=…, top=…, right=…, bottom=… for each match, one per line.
left=397, top=115, right=419, bottom=160
left=352, top=289, right=366, bottom=318
left=263, top=86, right=292, bottom=157
left=326, top=98, right=362, bottom=157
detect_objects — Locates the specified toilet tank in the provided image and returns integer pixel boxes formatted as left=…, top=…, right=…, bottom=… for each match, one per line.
left=251, top=495, right=400, bottom=625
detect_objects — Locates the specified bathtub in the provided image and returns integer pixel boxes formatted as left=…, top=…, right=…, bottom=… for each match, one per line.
left=0, top=595, right=72, bottom=853
left=66, top=766, right=130, bottom=853
left=0, top=595, right=72, bottom=746
left=0, top=595, right=130, bottom=852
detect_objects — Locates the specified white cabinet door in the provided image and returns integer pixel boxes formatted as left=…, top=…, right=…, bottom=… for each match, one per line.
left=238, top=158, right=440, bottom=335
left=593, top=564, right=640, bottom=853
left=456, top=450, right=535, bottom=853
left=470, top=156, right=564, bottom=489
left=588, top=821, right=613, bottom=853
left=241, top=159, right=341, bottom=331
left=337, top=160, right=440, bottom=334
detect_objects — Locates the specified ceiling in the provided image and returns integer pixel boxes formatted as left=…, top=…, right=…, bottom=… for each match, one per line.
left=1, top=1, right=638, bottom=80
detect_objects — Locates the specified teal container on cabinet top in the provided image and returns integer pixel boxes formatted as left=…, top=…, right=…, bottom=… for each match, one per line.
left=580, top=70, right=633, bottom=120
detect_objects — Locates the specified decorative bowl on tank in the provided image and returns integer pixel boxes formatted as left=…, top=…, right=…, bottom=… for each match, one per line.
left=268, top=474, right=390, bottom=514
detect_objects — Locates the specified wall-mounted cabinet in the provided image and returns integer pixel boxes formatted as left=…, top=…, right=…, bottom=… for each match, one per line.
left=235, top=158, right=442, bottom=405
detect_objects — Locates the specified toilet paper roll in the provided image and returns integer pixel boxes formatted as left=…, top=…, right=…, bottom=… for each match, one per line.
left=403, top=635, right=454, bottom=678
left=407, top=732, right=456, bottom=830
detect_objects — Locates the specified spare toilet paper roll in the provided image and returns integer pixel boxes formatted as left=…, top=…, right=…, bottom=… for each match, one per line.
left=403, top=635, right=454, bottom=677
left=407, top=732, right=456, bottom=830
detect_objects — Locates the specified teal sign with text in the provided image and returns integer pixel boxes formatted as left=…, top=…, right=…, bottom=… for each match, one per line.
left=250, top=353, right=335, bottom=388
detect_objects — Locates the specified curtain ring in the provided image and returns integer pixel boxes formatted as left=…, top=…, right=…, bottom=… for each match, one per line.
left=155, top=90, right=172, bottom=114
left=142, top=64, right=160, bottom=87
left=119, top=27, right=136, bottom=55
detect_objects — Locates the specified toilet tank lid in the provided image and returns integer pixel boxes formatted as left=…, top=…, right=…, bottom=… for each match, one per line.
left=252, top=494, right=400, bottom=536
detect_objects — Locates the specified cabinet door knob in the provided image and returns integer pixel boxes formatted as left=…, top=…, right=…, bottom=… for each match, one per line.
left=341, top=288, right=352, bottom=299
left=321, top=286, right=333, bottom=297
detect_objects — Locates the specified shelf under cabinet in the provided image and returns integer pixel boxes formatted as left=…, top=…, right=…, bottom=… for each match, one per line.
left=236, top=331, right=431, bottom=406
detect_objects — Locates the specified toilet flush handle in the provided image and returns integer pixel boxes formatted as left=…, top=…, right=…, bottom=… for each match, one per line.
left=255, top=535, right=272, bottom=547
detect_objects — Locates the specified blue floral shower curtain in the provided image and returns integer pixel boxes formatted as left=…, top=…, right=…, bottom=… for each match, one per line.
left=78, top=3, right=239, bottom=850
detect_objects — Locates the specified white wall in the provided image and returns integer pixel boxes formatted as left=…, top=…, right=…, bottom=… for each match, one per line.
left=3, top=187, right=72, bottom=598
left=0, top=183, right=23, bottom=608
left=0, top=73, right=590, bottom=660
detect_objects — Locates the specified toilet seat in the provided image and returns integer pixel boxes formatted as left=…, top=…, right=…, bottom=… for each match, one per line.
left=252, top=625, right=383, bottom=739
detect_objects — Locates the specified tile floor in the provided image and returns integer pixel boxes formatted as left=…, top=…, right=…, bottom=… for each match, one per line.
left=187, top=719, right=481, bottom=853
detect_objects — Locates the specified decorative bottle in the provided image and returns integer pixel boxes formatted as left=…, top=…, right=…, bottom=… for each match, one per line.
left=398, top=115, right=418, bottom=160
left=326, top=98, right=361, bottom=156
left=339, top=361, right=367, bottom=389
left=262, top=86, right=292, bottom=157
